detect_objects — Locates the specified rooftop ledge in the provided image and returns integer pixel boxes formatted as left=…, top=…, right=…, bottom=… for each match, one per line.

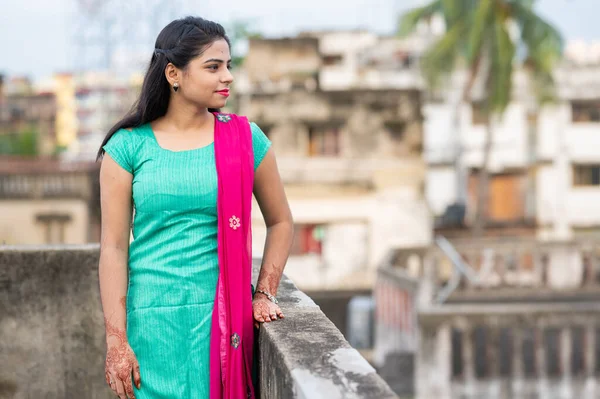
left=0, top=244, right=397, bottom=399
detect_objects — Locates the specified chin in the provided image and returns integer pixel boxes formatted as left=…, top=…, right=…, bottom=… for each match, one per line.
left=210, top=100, right=228, bottom=110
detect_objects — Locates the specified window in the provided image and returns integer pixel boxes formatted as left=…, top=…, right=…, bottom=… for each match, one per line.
left=468, top=172, right=527, bottom=223
left=291, top=224, right=325, bottom=256
left=393, top=51, right=415, bottom=68
left=36, top=213, right=71, bottom=244
left=573, top=164, right=600, bottom=186
left=572, top=101, right=600, bottom=122
left=322, top=54, right=343, bottom=66
left=308, top=126, right=340, bottom=156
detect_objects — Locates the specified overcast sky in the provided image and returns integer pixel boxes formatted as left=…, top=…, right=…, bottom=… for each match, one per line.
left=0, top=0, right=597, bottom=81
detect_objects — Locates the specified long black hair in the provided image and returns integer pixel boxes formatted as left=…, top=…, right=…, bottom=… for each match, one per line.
left=96, top=16, right=231, bottom=161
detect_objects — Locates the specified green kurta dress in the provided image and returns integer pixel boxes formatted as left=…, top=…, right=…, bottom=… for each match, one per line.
left=102, top=121, right=271, bottom=398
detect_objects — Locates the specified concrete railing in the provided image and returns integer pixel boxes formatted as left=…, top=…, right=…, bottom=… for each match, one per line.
left=385, top=237, right=600, bottom=304
left=418, top=303, right=600, bottom=399
left=373, top=238, right=600, bottom=399
left=0, top=245, right=397, bottom=399
left=0, top=164, right=98, bottom=200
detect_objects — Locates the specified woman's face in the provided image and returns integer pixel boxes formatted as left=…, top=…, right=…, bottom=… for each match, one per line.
left=179, top=39, right=234, bottom=109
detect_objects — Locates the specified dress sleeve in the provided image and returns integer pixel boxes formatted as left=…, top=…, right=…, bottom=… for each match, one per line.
left=250, top=122, right=272, bottom=171
left=102, top=129, right=134, bottom=174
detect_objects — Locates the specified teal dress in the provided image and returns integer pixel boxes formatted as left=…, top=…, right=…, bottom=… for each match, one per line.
left=102, top=121, right=271, bottom=398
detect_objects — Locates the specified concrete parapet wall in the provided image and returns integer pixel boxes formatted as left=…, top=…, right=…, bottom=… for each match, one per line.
left=256, top=269, right=398, bottom=399
left=0, top=245, right=396, bottom=399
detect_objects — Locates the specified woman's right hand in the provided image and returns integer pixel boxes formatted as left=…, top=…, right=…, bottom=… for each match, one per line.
left=104, top=333, right=141, bottom=398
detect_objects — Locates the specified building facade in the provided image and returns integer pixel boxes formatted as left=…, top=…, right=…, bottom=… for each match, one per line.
left=424, top=42, right=600, bottom=240
left=0, top=157, right=100, bottom=245
left=237, top=32, right=432, bottom=292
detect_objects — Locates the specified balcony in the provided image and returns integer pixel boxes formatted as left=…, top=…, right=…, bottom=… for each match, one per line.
left=374, top=237, right=600, bottom=399
left=0, top=159, right=98, bottom=200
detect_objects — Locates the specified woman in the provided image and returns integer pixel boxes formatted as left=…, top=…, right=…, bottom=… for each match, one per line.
left=96, top=16, right=294, bottom=399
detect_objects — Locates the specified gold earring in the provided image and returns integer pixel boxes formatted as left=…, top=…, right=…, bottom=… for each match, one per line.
left=173, top=82, right=179, bottom=92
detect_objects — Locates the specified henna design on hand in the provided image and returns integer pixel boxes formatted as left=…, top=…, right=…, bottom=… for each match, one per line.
left=104, top=317, right=140, bottom=397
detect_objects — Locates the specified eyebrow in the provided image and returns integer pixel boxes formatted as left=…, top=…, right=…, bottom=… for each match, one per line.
left=203, top=58, right=232, bottom=64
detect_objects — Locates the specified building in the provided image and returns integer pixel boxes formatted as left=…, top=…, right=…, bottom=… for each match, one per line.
left=237, top=31, right=432, bottom=295
left=0, top=157, right=100, bottom=245
left=0, top=76, right=57, bottom=156
left=61, top=71, right=143, bottom=162
left=374, top=237, right=600, bottom=399
left=424, top=41, right=600, bottom=241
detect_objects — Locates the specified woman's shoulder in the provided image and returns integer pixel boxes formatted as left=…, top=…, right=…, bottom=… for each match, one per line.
left=110, top=124, right=151, bottom=143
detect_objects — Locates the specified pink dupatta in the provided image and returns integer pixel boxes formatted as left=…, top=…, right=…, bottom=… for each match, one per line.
left=209, top=113, right=256, bottom=399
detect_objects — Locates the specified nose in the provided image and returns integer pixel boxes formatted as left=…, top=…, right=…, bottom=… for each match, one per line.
left=222, top=68, right=234, bottom=85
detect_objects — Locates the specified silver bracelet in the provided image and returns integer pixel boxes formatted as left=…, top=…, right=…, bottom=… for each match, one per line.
left=255, top=289, right=278, bottom=304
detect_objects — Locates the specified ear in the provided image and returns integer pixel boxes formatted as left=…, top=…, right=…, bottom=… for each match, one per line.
left=165, top=63, right=180, bottom=86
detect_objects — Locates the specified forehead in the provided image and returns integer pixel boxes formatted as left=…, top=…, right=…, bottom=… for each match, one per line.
left=197, top=39, right=231, bottom=60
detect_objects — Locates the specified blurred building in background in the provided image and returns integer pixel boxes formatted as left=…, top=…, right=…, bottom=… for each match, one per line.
left=375, top=236, right=600, bottom=399
left=425, top=41, right=600, bottom=242
left=0, top=71, right=142, bottom=245
left=0, top=157, right=100, bottom=245
left=237, top=31, right=432, bottom=297
left=62, top=71, right=143, bottom=161
left=0, top=76, right=57, bottom=157
left=3, top=22, right=600, bottom=398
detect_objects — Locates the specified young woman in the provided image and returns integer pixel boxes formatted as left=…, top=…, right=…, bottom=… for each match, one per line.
left=96, top=16, right=293, bottom=399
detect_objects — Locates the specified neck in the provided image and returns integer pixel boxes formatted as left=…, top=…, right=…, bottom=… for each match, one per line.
left=162, top=99, right=213, bottom=131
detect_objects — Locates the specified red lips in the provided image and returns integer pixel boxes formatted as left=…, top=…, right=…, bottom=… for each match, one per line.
left=216, top=89, right=230, bottom=97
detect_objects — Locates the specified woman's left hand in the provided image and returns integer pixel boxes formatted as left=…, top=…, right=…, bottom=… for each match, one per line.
left=252, top=296, right=284, bottom=328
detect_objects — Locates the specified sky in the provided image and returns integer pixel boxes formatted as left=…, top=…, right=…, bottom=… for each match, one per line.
left=0, top=0, right=598, bottom=81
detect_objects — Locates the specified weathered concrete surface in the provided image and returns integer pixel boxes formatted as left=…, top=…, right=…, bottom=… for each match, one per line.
left=1, top=245, right=397, bottom=399
left=0, top=244, right=109, bottom=399
left=255, top=265, right=398, bottom=399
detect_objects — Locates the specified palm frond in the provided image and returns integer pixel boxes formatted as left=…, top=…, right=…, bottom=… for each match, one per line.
left=488, top=9, right=516, bottom=114
left=466, top=0, right=494, bottom=63
left=420, top=21, right=467, bottom=89
left=397, top=0, right=442, bottom=37
left=511, top=1, right=563, bottom=104
left=441, top=0, right=477, bottom=27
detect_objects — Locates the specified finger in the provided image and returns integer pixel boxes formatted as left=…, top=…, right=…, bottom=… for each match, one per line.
left=277, top=310, right=285, bottom=319
left=108, top=372, right=119, bottom=395
left=108, top=377, right=117, bottom=395
left=254, top=313, right=265, bottom=323
left=254, top=321, right=259, bottom=329
left=115, top=378, right=127, bottom=399
left=124, top=374, right=136, bottom=399
left=133, top=358, right=142, bottom=389
left=262, top=312, right=272, bottom=322
left=270, top=313, right=277, bottom=320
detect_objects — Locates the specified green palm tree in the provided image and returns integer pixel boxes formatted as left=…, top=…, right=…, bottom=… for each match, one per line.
left=399, top=0, right=563, bottom=235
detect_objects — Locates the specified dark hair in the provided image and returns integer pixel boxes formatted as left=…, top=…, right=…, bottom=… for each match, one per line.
left=96, top=16, right=231, bottom=161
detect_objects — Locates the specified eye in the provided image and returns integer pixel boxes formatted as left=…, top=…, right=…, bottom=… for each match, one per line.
left=208, top=65, right=219, bottom=70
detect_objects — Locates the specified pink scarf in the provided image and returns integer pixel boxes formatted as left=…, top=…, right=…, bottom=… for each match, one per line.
left=209, top=113, right=256, bottom=399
